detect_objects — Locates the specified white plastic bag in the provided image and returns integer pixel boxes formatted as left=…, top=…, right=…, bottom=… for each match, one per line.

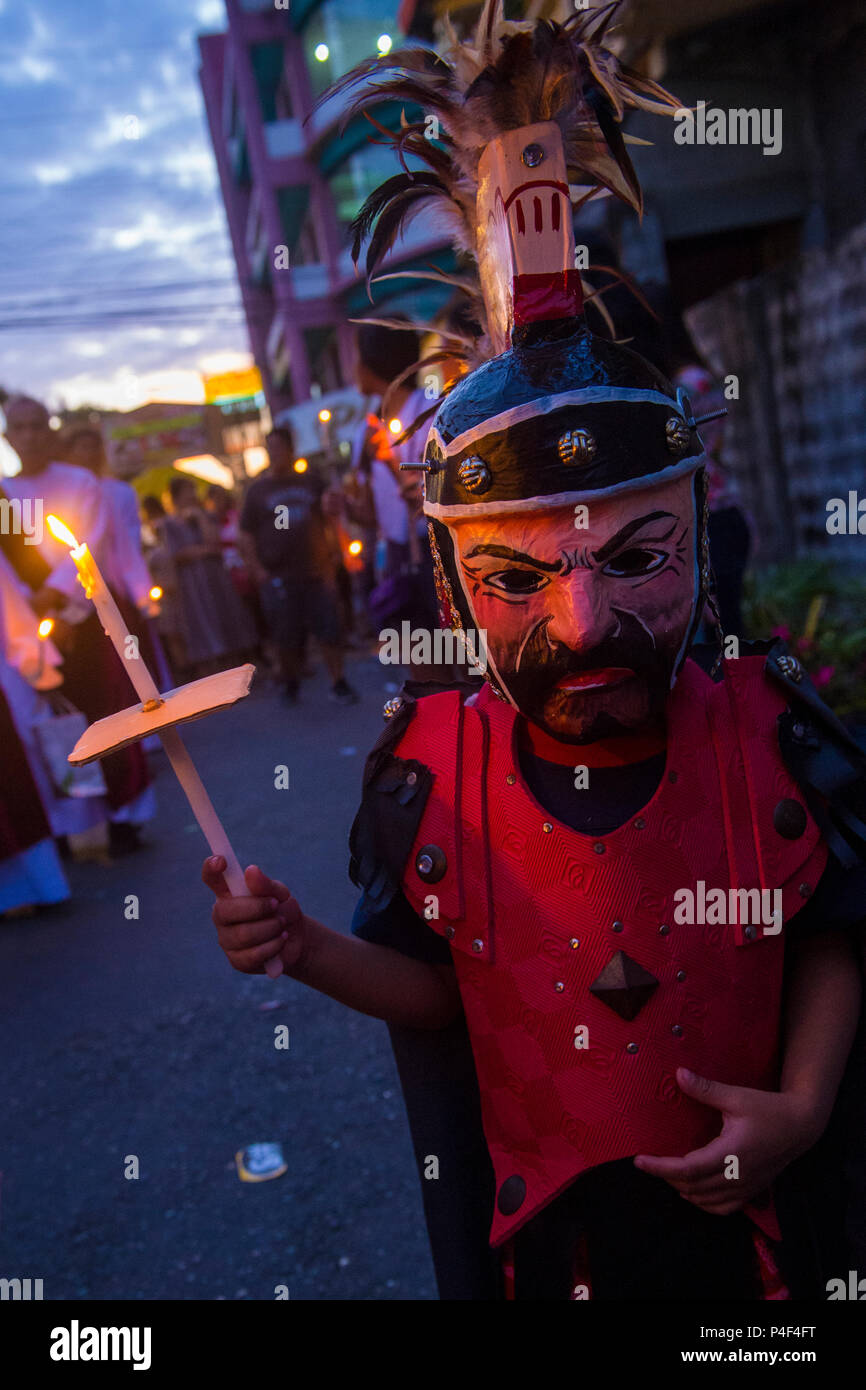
left=32, top=698, right=107, bottom=799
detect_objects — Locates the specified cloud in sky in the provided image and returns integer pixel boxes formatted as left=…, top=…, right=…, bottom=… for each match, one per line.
left=0, top=0, right=251, bottom=411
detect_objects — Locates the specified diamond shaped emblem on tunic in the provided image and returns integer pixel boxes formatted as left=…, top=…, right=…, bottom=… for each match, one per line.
left=589, top=951, right=659, bottom=1021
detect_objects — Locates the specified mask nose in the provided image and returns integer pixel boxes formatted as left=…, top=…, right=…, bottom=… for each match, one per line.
left=544, top=570, right=620, bottom=655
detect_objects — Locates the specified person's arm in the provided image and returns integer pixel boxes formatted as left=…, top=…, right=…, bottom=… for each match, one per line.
left=203, top=858, right=461, bottom=1031
left=235, top=528, right=268, bottom=585
left=778, top=926, right=861, bottom=1140
left=39, top=471, right=106, bottom=606
left=635, top=927, right=862, bottom=1211
left=237, top=488, right=269, bottom=583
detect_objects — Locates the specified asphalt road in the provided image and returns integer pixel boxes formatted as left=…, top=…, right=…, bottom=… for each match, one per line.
left=0, top=654, right=437, bottom=1301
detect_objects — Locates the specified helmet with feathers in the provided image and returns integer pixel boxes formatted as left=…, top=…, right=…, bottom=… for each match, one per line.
left=332, top=1, right=719, bottom=731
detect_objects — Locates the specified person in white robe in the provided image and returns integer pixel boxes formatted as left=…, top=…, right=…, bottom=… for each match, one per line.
left=2, top=398, right=155, bottom=843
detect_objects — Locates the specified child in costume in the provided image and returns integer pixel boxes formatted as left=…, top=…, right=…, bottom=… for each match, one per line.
left=204, top=3, right=865, bottom=1299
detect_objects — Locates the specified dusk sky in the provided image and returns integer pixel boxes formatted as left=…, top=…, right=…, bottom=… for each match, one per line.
left=0, top=0, right=253, bottom=414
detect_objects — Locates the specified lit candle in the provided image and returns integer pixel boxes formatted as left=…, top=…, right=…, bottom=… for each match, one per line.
left=46, top=515, right=160, bottom=707
left=47, top=514, right=283, bottom=978
left=35, top=616, right=54, bottom=684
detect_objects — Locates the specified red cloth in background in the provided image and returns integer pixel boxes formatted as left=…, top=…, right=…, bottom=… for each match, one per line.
left=0, top=685, right=50, bottom=859
left=59, top=599, right=151, bottom=814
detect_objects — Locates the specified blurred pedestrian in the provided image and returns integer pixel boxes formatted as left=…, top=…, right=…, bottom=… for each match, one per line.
left=162, top=476, right=255, bottom=679
left=0, top=676, right=69, bottom=917
left=673, top=363, right=751, bottom=639
left=0, top=539, right=109, bottom=852
left=62, top=423, right=166, bottom=673
left=204, top=483, right=267, bottom=653
left=654, top=309, right=752, bottom=639
left=2, top=396, right=153, bottom=854
left=239, top=426, right=358, bottom=705
left=353, top=322, right=438, bottom=637
left=139, top=495, right=184, bottom=682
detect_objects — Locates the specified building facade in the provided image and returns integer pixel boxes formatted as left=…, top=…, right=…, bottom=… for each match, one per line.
left=199, top=0, right=453, bottom=417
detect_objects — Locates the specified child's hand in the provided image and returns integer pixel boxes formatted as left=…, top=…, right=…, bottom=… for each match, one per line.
left=633, top=1067, right=820, bottom=1215
left=202, top=857, right=308, bottom=975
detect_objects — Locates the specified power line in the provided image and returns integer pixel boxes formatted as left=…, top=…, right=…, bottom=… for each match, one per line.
left=0, top=282, right=242, bottom=309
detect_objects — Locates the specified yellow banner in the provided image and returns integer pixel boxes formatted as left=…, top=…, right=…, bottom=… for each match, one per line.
left=203, top=366, right=263, bottom=403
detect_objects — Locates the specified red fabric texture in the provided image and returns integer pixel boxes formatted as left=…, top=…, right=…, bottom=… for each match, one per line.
left=59, top=600, right=152, bottom=813
left=396, top=657, right=828, bottom=1248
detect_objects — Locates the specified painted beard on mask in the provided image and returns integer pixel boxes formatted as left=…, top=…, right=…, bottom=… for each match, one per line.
left=448, top=479, right=699, bottom=744
left=504, top=608, right=676, bottom=743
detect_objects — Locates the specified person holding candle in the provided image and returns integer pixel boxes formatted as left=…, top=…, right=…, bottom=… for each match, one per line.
left=0, top=547, right=72, bottom=915
left=63, top=424, right=158, bottom=617
left=2, top=396, right=154, bottom=854
left=0, top=540, right=110, bottom=853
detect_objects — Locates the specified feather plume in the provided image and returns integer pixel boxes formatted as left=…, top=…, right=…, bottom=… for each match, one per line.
left=323, top=0, right=680, bottom=361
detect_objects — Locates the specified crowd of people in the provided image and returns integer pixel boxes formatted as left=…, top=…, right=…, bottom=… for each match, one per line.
left=0, top=329, right=443, bottom=917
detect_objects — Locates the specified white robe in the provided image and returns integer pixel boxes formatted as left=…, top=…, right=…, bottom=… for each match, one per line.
left=97, top=476, right=152, bottom=607
left=1, top=462, right=155, bottom=826
left=0, top=547, right=109, bottom=839
left=2, top=460, right=106, bottom=618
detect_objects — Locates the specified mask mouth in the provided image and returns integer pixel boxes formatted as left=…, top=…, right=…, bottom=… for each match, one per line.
left=554, top=667, right=635, bottom=693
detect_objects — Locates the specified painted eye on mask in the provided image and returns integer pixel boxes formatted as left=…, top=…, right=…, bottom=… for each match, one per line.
left=484, top=568, right=549, bottom=595
left=602, top=547, right=668, bottom=579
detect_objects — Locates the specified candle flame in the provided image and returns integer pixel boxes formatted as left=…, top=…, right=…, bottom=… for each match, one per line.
left=348, top=540, right=363, bottom=555
left=318, top=408, right=331, bottom=423
left=38, top=618, right=54, bottom=639
left=388, top=418, right=402, bottom=435
left=149, top=585, right=163, bottom=602
left=46, top=514, right=79, bottom=549
left=293, top=457, right=308, bottom=474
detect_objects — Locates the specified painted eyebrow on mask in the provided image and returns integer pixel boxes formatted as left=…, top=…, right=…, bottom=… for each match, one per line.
left=591, top=511, right=678, bottom=566
left=464, top=512, right=679, bottom=573
left=463, top=542, right=561, bottom=572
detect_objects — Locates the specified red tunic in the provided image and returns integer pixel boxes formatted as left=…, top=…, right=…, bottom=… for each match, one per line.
left=393, top=655, right=828, bottom=1248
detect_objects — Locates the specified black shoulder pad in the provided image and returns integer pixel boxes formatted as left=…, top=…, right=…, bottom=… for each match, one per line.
left=688, top=637, right=776, bottom=681
left=767, top=640, right=866, bottom=869
left=402, top=670, right=485, bottom=700
left=348, top=693, right=434, bottom=912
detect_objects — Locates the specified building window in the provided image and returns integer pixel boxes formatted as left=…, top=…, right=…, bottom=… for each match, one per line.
left=276, top=186, right=321, bottom=265
left=276, top=67, right=296, bottom=120
left=250, top=41, right=286, bottom=123
left=302, top=0, right=399, bottom=100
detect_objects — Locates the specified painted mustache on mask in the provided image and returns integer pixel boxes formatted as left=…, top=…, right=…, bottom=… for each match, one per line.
left=504, top=608, right=671, bottom=708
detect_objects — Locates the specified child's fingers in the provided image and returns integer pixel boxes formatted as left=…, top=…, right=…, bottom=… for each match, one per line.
left=244, top=865, right=292, bottom=902
left=202, top=855, right=231, bottom=898
left=212, top=895, right=279, bottom=928
left=228, top=931, right=288, bottom=973
left=635, top=1135, right=729, bottom=1184
left=219, top=917, right=286, bottom=952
